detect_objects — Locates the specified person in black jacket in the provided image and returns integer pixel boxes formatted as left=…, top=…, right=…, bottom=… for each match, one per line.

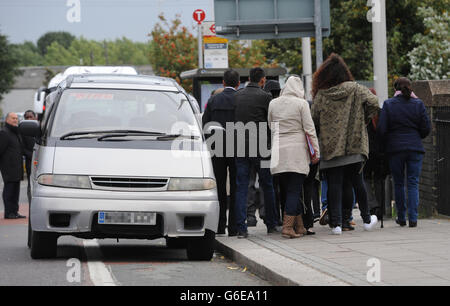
left=233, top=67, right=279, bottom=238
left=22, top=110, right=37, bottom=205
left=202, top=69, right=240, bottom=236
left=0, top=112, right=26, bottom=219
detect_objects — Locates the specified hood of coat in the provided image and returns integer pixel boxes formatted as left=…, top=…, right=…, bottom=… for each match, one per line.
left=320, top=81, right=357, bottom=102
left=280, top=76, right=305, bottom=99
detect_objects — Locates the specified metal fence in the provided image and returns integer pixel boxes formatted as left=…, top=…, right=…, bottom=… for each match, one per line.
left=435, top=107, right=450, bottom=216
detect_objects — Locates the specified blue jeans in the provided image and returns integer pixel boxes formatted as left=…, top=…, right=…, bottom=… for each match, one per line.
left=235, top=157, right=278, bottom=233
left=389, top=152, right=424, bottom=223
left=321, top=179, right=328, bottom=211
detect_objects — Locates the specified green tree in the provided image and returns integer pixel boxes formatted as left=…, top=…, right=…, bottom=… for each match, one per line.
left=0, top=32, right=21, bottom=107
left=44, top=41, right=78, bottom=65
left=228, top=40, right=277, bottom=68
left=37, top=31, right=76, bottom=56
left=106, top=37, right=149, bottom=65
left=67, top=37, right=105, bottom=65
left=408, top=7, right=449, bottom=80
left=148, top=14, right=198, bottom=91
left=148, top=15, right=278, bottom=92
left=263, top=0, right=449, bottom=82
left=10, top=41, right=44, bottom=66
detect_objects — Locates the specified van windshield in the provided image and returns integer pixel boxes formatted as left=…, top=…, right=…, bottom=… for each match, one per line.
left=50, top=89, right=199, bottom=138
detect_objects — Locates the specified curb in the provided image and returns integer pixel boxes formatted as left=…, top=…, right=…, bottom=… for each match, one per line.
left=214, top=239, right=298, bottom=286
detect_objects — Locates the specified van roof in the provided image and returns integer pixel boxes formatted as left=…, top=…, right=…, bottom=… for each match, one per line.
left=63, top=66, right=138, bottom=76
left=67, top=74, right=180, bottom=92
left=47, top=66, right=139, bottom=89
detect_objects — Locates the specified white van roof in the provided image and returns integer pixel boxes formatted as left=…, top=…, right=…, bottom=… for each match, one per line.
left=63, top=66, right=138, bottom=76
left=47, top=66, right=138, bottom=89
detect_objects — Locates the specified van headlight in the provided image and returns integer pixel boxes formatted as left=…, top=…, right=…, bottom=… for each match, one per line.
left=37, top=174, right=92, bottom=189
left=167, top=178, right=216, bottom=191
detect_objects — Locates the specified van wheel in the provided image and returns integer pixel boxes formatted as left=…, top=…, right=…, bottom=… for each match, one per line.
left=30, top=231, right=58, bottom=259
left=186, top=230, right=215, bottom=261
left=166, top=237, right=188, bottom=249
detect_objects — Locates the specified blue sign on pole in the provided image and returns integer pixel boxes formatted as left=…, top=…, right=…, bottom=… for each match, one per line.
left=214, top=0, right=330, bottom=40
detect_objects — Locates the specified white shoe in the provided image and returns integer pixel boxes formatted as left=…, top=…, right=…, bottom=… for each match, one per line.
left=363, top=215, right=378, bottom=231
left=331, top=226, right=342, bottom=235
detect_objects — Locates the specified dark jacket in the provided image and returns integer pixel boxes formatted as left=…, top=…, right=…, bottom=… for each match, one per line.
left=0, top=124, right=24, bottom=182
left=22, top=135, right=35, bottom=177
left=234, top=82, right=272, bottom=158
left=202, top=87, right=237, bottom=157
left=377, top=95, right=431, bottom=154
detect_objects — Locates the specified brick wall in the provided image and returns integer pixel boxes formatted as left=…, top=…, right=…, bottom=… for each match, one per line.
left=413, top=80, right=450, bottom=217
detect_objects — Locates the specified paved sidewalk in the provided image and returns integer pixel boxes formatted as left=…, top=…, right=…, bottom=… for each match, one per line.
left=215, top=213, right=450, bottom=286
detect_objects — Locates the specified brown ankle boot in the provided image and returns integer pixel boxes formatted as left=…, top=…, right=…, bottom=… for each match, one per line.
left=294, top=215, right=307, bottom=236
left=282, top=214, right=301, bottom=239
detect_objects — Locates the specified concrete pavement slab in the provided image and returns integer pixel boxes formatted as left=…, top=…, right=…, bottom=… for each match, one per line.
left=214, top=213, right=450, bottom=286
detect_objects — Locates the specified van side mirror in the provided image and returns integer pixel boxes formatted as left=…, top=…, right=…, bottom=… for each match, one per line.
left=19, top=120, right=41, bottom=138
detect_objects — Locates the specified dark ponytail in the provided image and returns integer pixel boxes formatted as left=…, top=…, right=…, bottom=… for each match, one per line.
left=394, top=77, right=413, bottom=100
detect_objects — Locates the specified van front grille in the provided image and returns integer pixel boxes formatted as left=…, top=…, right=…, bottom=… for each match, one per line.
left=90, top=177, right=168, bottom=191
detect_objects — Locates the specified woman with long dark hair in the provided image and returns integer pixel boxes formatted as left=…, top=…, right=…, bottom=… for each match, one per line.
left=377, top=77, right=431, bottom=227
left=311, top=53, right=380, bottom=234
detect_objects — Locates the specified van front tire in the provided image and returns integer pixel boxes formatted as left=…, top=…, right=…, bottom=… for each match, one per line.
left=186, top=230, right=215, bottom=261
left=30, top=231, right=58, bottom=259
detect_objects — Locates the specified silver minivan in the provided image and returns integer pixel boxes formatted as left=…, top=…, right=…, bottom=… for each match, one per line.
left=20, top=74, right=219, bottom=260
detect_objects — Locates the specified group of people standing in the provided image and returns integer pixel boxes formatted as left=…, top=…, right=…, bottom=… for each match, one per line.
left=203, top=52, right=431, bottom=238
left=1, top=110, right=37, bottom=219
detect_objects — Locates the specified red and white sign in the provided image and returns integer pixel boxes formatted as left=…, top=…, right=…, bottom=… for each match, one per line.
left=209, top=24, right=216, bottom=34
left=193, top=9, right=206, bottom=24
left=202, top=21, right=216, bottom=37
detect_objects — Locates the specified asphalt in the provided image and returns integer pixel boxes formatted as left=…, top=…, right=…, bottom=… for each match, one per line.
left=214, top=212, right=450, bottom=286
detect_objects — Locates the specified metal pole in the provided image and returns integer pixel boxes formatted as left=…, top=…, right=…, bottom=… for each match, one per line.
left=371, top=0, right=389, bottom=106
left=198, top=23, right=203, bottom=69
left=314, top=0, right=323, bottom=70
left=302, top=37, right=313, bottom=101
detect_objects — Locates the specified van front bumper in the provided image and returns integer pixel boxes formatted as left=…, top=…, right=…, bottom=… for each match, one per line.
left=30, top=188, right=219, bottom=239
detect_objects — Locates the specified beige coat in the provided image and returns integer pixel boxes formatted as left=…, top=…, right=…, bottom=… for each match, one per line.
left=268, top=77, right=320, bottom=175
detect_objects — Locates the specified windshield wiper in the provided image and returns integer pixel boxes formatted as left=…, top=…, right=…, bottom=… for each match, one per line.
left=97, top=131, right=166, bottom=141
left=156, top=134, right=200, bottom=140
left=60, top=130, right=165, bottom=140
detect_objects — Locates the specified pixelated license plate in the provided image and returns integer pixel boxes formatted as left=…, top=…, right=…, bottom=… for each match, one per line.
left=98, top=211, right=156, bottom=225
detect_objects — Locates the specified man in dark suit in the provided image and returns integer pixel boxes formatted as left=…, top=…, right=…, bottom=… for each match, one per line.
left=0, top=112, right=26, bottom=219
left=233, top=67, right=279, bottom=238
left=202, top=69, right=240, bottom=237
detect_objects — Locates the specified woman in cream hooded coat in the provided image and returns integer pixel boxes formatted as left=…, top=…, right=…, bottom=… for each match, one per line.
left=268, top=76, right=320, bottom=238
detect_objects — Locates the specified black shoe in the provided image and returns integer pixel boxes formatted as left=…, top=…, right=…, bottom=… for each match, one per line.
left=409, top=221, right=417, bottom=228
left=267, top=226, right=281, bottom=234
left=342, top=223, right=355, bottom=231
left=237, top=231, right=248, bottom=239
left=15, top=213, right=26, bottom=219
left=5, top=213, right=19, bottom=219
left=216, top=231, right=226, bottom=237
left=396, top=219, right=407, bottom=227
left=228, top=232, right=237, bottom=237
left=306, top=230, right=316, bottom=235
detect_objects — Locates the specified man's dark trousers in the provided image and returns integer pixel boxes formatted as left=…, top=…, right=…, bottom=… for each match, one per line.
left=235, top=157, right=278, bottom=234
left=212, top=156, right=237, bottom=235
left=3, top=181, right=20, bottom=217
